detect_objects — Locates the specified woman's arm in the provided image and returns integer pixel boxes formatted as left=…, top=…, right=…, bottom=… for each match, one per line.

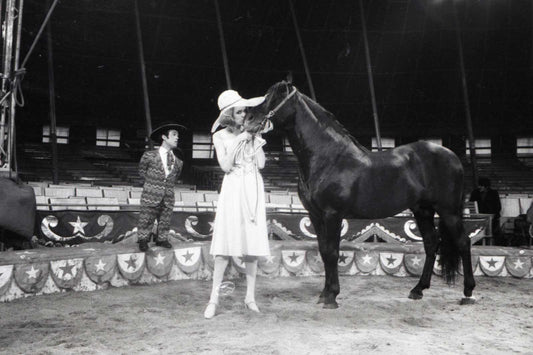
left=213, top=132, right=251, bottom=173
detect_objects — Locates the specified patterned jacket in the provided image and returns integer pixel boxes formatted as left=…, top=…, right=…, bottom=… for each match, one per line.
left=138, top=150, right=183, bottom=207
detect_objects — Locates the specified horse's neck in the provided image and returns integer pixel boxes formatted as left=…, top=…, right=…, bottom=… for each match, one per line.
left=286, top=97, right=367, bottom=180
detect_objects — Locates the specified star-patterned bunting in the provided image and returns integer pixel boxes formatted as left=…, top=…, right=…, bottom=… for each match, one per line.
left=125, top=255, right=137, bottom=270
left=95, top=260, right=106, bottom=272
left=69, top=216, right=88, bottom=235
left=26, top=266, right=40, bottom=279
left=288, top=252, right=300, bottom=263
left=154, top=253, right=166, bottom=266
left=174, top=247, right=202, bottom=274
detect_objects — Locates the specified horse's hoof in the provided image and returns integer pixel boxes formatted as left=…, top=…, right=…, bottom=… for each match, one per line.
left=322, top=302, right=338, bottom=309
left=408, top=290, right=423, bottom=300
left=317, top=296, right=325, bottom=304
left=460, top=296, right=476, bottom=305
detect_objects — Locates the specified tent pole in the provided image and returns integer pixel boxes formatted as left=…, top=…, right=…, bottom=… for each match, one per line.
left=134, top=0, right=153, bottom=149
left=20, top=0, right=59, bottom=69
left=214, top=0, right=231, bottom=89
left=46, top=2, right=58, bottom=184
left=8, top=0, right=24, bottom=178
left=288, top=0, right=316, bottom=101
left=0, top=0, right=16, bottom=169
left=453, top=1, right=478, bottom=187
left=359, top=0, right=382, bottom=151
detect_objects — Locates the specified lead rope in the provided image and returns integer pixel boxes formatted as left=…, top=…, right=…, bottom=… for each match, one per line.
left=240, top=138, right=260, bottom=224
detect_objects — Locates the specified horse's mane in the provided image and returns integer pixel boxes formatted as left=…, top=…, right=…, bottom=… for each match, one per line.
left=297, top=91, right=370, bottom=154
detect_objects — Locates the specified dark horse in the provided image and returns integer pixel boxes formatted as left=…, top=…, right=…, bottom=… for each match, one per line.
left=246, top=81, right=476, bottom=308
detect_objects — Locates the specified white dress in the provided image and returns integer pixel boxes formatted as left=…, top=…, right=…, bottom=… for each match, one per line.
left=209, top=131, right=270, bottom=257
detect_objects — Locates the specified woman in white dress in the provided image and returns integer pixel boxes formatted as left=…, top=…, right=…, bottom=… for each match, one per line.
left=204, top=90, right=270, bottom=319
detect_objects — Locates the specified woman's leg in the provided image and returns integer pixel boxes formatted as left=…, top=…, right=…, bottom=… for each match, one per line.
left=204, top=255, right=230, bottom=319
left=244, top=256, right=259, bottom=310
left=209, top=255, right=230, bottom=304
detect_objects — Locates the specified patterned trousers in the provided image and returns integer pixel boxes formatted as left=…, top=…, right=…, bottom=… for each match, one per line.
left=137, top=200, right=173, bottom=242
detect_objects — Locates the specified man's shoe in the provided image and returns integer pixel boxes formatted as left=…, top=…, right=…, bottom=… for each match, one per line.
left=155, top=240, right=172, bottom=249
left=139, top=239, right=149, bottom=252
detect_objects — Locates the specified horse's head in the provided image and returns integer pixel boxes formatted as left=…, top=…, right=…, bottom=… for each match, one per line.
left=244, top=81, right=298, bottom=134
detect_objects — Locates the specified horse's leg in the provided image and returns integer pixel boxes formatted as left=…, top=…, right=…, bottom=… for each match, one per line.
left=316, top=213, right=342, bottom=309
left=440, top=213, right=476, bottom=304
left=298, top=190, right=334, bottom=305
left=409, top=207, right=438, bottom=300
left=308, top=213, right=327, bottom=304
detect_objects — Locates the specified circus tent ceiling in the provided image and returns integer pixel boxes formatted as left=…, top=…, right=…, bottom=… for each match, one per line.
left=12, top=0, right=533, bottom=142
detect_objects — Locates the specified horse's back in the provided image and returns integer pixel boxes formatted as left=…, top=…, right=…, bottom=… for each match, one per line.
left=403, top=141, right=464, bottom=211
left=350, top=141, right=464, bottom=216
left=406, top=140, right=463, bottom=178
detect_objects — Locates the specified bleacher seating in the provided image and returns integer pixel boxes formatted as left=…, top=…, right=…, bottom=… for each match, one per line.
left=463, top=156, right=533, bottom=194
left=18, top=143, right=129, bottom=185
left=76, top=187, right=104, bottom=198
left=191, top=151, right=300, bottom=192
left=49, top=197, right=88, bottom=211
left=30, top=181, right=309, bottom=213
left=30, top=180, right=530, bottom=246
left=28, top=168, right=532, bottom=218
left=45, top=186, right=76, bottom=198
left=14, top=140, right=533, bottom=242
left=86, top=197, right=120, bottom=211
left=102, top=187, right=130, bottom=204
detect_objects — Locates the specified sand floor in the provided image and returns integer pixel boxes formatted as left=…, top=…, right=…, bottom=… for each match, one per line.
left=1, top=275, right=532, bottom=355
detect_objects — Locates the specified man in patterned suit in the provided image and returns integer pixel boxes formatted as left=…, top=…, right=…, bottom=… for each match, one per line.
left=137, top=123, right=184, bottom=252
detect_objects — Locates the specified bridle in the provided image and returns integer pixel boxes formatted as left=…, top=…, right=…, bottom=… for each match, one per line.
left=265, top=85, right=298, bottom=119
left=253, top=85, right=297, bottom=133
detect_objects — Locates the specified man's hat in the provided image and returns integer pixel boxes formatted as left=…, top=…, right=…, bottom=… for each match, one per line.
left=211, top=90, right=265, bottom=133
left=149, top=122, right=186, bottom=142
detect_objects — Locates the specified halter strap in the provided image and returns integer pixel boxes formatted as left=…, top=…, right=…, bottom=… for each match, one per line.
left=265, top=87, right=297, bottom=119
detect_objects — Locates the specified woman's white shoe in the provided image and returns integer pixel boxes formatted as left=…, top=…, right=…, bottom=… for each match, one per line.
left=204, top=302, right=217, bottom=319
left=244, top=301, right=260, bottom=313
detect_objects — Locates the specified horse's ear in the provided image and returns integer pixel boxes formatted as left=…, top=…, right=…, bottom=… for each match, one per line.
left=286, top=71, right=293, bottom=84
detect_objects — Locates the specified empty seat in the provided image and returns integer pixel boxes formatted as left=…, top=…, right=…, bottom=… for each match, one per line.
left=76, top=187, right=103, bottom=198
left=173, top=200, right=186, bottom=212
left=35, top=195, right=49, bottom=210
left=28, top=181, right=49, bottom=188
left=127, top=198, right=140, bottom=206
left=290, top=204, right=306, bottom=212
left=180, top=191, right=205, bottom=205
left=291, top=194, right=302, bottom=205
left=49, top=197, right=87, bottom=211
left=519, top=198, right=532, bottom=214
left=129, top=190, right=142, bottom=199
left=45, top=187, right=76, bottom=198
left=266, top=202, right=292, bottom=213
left=86, top=197, right=120, bottom=211
left=290, top=194, right=305, bottom=211
left=103, top=188, right=129, bottom=204
left=30, top=185, right=43, bottom=196
left=268, top=193, right=292, bottom=205
left=204, top=192, right=219, bottom=202
left=501, top=198, right=520, bottom=217
left=197, top=201, right=215, bottom=212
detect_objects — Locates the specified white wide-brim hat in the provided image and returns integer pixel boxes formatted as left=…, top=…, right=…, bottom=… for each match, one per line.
left=211, top=89, right=265, bottom=133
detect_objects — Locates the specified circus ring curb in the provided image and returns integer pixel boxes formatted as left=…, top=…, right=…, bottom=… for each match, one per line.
left=1, top=241, right=531, bottom=302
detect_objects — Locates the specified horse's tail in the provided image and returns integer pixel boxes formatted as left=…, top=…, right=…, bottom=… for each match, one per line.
left=438, top=217, right=463, bottom=285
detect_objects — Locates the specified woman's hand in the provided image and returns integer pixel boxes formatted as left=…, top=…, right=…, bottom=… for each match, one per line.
left=237, top=131, right=253, bottom=142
